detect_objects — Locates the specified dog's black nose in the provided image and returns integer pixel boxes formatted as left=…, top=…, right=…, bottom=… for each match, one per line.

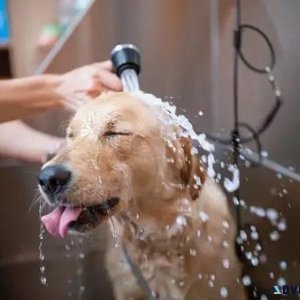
left=39, top=165, right=71, bottom=197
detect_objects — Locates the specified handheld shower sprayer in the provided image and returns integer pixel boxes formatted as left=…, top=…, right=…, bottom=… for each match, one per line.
left=111, top=44, right=141, bottom=92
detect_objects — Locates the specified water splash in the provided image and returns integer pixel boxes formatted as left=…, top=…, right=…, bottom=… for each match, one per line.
left=133, top=91, right=217, bottom=172
left=223, top=164, right=240, bottom=193
left=39, top=199, right=47, bottom=286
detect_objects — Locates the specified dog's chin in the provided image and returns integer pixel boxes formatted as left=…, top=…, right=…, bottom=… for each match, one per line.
left=68, top=197, right=120, bottom=234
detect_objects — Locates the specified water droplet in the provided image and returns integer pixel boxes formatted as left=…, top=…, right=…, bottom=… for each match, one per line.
left=266, top=208, right=279, bottom=222
left=189, top=248, right=197, bottom=257
left=151, top=290, right=159, bottom=298
left=232, top=197, right=239, bottom=206
left=198, top=110, right=204, bottom=116
left=270, top=230, right=280, bottom=241
left=199, top=211, right=209, bottom=223
left=222, top=220, right=230, bottom=229
left=242, top=275, right=252, bottom=286
left=251, top=257, right=259, bottom=266
left=220, top=286, right=228, bottom=298
left=40, top=276, right=47, bottom=286
left=255, top=244, right=262, bottom=252
left=137, top=228, right=146, bottom=240
left=268, top=74, right=275, bottom=82
left=250, top=206, right=266, bottom=218
left=279, top=260, right=287, bottom=271
left=179, top=281, right=185, bottom=287
left=222, top=240, right=229, bottom=248
left=251, top=231, right=259, bottom=240
left=239, top=230, right=248, bottom=241
left=109, top=218, right=119, bottom=248
left=275, top=89, right=281, bottom=97
left=222, top=259, right=230, bottom=269
left=261, top=150, right=268, bottom=158
left=277, top=220, right=287, bottom=231
left=176, top=215, right=187, bottom=226
left=277, top=277, right=286, bottom=286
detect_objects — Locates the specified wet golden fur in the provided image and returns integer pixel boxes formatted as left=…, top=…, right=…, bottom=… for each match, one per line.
left=44, top=92, right=246, bottom=299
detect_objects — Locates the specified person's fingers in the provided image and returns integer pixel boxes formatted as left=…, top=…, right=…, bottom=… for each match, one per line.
left=97, top=69, right=122, bottom=91
left=94, top=60, right=113, bottom=71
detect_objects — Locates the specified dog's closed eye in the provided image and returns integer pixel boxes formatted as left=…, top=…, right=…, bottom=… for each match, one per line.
left=103, top=131, right=132, bottom=137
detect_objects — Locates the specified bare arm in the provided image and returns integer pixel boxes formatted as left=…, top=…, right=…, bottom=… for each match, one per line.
left=0, top=61, right=122, bottom=123
left=0, top=120, right=63, bottom=163
left=0, top=75, right=61, bottom=123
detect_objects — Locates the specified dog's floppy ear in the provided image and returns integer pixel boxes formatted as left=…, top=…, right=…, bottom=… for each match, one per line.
left=167, top=135, right=206, bottom=200
left=179, top=136, right=206, bottom=200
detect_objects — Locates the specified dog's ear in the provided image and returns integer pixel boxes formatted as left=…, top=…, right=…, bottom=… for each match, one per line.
left=179, top=136, right=206, bottom=200
left=167, top=136, right=206, bottom=200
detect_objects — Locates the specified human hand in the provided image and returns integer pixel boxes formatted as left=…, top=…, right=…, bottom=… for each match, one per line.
left=56, top=60, right=122, bottom=111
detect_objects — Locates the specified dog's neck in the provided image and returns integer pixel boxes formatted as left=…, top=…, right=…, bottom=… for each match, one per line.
left=118, top=189, right=196, bottom=245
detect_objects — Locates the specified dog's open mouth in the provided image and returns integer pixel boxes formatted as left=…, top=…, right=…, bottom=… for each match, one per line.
left=41, top=197, right=119, bottom=238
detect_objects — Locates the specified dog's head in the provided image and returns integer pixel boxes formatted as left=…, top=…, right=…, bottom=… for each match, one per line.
left=39, top=92, right=205, bottom=237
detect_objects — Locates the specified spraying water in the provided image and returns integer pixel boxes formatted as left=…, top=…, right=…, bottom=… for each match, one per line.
left=39, top=199, right=47, bottom=286
left=111, top=44, right=238, bottom=192
left=121, top=69, right=140, bottom=92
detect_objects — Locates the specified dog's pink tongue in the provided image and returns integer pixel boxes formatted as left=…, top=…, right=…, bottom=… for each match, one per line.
left=41, top=207, right=83, bottom=238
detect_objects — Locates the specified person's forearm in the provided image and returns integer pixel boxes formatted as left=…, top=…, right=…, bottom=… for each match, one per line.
left=0, top=120, right=63, bottom=163
left=0, top=75, right=63, bottom=123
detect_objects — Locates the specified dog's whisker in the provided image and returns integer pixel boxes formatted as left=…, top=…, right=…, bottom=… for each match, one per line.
left=30, top=189, right=44, bottom=211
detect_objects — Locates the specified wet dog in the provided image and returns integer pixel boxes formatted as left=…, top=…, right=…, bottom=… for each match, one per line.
left=39, top=92, right=246, bottom=299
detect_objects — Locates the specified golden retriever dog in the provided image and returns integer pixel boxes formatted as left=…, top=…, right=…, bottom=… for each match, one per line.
left=39, top=92, right=246, bottom=300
